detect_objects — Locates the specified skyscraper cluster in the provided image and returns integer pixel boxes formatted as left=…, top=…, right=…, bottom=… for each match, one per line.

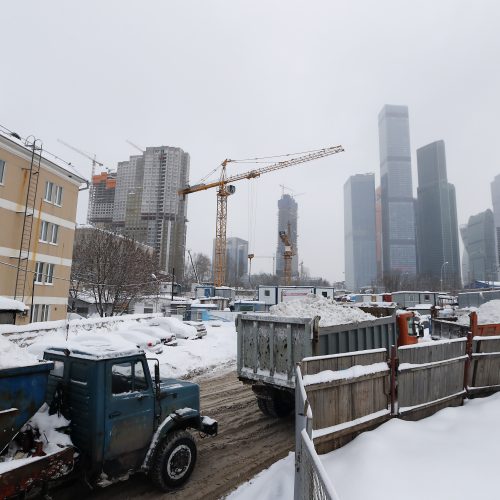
left=88, top=145, right=189, bottom=280
left=344, top=104, right=466, bottom=291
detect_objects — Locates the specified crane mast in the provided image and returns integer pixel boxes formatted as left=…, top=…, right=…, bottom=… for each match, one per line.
left=279, top=222, right=295, bottom=286
left=179, top=145, right=344, bottom=286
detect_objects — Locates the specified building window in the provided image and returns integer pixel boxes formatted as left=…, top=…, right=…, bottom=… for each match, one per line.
left=0, top=159, right=5, bottom=184
left=34, top=262, right=44, bottom=284
left=44, top=181, right=63, bottom=206
left=40, top=221, right=59, bottom=244
left=33, top=304, right=50, bottom=322
left=45, top=263, right=54, bottom=284
left=264, top=290, right=270, bottom=297
left=40, top=221, right=49, bottom=242
left=44, top=181, right=53, bottom=202
left=54, top=185, right=63, bottom=206
left=50, top=224, right=59, bottom=244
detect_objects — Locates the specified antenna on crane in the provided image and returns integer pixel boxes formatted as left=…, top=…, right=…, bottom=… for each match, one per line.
left=57, top=139, right=105, bottom=178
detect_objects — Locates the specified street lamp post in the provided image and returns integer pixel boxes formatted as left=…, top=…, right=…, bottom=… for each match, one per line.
left=440, top=261, right=449, bottom=292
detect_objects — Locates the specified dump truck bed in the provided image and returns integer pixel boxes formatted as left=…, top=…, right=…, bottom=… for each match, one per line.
left=236, top=313, right=397, bottom=390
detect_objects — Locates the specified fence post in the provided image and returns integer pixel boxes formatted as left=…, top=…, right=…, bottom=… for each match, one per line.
left=389, top=345, right=398, bottom=416
left=294, top=364, right=305, bottom=500
left=463, top=331, right=473, bottom=394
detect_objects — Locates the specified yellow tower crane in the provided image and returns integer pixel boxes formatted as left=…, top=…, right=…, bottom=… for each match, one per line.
left=178, top=145, right=344, bottom=286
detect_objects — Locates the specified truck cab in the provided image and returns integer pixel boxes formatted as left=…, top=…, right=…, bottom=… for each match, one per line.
left=42, top=345, right=217, bottom=490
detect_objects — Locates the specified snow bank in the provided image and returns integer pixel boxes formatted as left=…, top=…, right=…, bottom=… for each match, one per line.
left=0, top=335, right=39, bottom=369
left=230, top=392, right=500, bottom=500
left=303, top=362, right=389, bottom=386
left=457, top=300, right=500, bottom=325
left=269, top=295, right=376, bottom=327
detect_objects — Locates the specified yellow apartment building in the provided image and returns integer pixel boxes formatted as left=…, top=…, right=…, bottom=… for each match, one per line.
left=0, top=130, right=87, bottom=323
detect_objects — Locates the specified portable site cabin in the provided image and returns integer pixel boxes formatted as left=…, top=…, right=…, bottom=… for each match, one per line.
left=391, top=291, right=439, bottom=309
left=257, top=285, right=335, bottom=307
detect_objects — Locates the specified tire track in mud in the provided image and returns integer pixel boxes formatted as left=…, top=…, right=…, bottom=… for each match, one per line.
left=68, top=369, right=294, bottom=500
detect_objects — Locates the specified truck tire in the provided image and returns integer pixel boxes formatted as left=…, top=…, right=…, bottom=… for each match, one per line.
left=150, top=430, right=197, bottom=491
left=255, top=393, right=293, bottom=418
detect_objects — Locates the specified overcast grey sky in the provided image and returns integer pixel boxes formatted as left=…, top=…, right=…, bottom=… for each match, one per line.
left=2, top=1, right=499, bottom=282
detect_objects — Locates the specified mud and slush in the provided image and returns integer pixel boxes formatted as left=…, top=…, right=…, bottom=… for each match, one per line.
left=55, top=368, right=294, bottom=500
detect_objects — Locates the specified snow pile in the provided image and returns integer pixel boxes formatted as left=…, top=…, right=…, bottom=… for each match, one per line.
left=0, top=403, right=72, bottom=474
left=0, top=335, right=40, bottom=369
left=0, top=297, right=27, bottom=312
left=269, top=295, right=376, bottom=326
left=457, top=300, right=500, bottom=325
left=303, top=362, right=389, bottom=386
left=229, top=392, right=500, bottom=500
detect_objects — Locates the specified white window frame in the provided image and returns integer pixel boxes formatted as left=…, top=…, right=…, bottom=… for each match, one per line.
left=34, top=262, right=44, bottom=284
left=0, top=159, right=5, bottom=185
left=45, top=263, right=54, bottom=284
left=50, top=224, right=59, bottom=244
left=54, top=185, right=63, bottom=206
left=44, top=181, right=54, bottom=202
left=40, top=304, right=50, bottom=322
left=40, top=221, right=49, bottom=242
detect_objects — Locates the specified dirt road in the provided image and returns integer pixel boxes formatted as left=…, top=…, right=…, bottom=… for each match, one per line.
left=62, top=369, right=294, bottom=500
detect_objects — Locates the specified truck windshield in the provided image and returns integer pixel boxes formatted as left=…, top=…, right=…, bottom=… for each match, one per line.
left=111, top=360, right=149, bottom=394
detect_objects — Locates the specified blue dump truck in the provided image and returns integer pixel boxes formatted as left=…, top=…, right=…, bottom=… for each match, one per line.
left=0, top=344, right=218, bottom=497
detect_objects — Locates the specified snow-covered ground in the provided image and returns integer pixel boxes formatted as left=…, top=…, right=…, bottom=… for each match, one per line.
left=228, top=392, right=500, bottom=500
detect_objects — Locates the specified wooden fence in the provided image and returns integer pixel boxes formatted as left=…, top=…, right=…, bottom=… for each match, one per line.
left=397, top=339, right=467, bottom=420
left=300, top=335, right=500, bottom=453
left=301, top=349, right=391, bottom=454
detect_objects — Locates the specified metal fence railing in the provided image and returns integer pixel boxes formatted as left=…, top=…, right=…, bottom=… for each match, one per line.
left=294, top=365, right=340, bottom=500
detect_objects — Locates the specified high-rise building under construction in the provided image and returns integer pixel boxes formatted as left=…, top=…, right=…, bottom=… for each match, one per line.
left=275, top=193, right=298, bottom=277
left=104, top=145, right=189, bottom=279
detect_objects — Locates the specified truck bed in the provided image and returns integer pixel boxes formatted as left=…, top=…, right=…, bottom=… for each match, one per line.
left=236, top=313, right=396, bottom=390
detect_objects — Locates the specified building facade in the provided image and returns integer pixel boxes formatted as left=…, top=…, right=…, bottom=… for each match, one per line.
left=0, top=131, right=86, bottom=323
left=87, top=171, right=116, bottom=229
left=378, top=104, right=417, bottom=276
left=344, top=174, right=377, bottom=291
left=213, top=237, right=248, bottom=285
left=461, top=210, right=496, bottom=285
left=275, top=194, right=299, bottom=277
left=416, top=141, right=460, bottom=289
left=110, top=146, right=189, bottom=280
left=490, top=174, right=500, bottom=279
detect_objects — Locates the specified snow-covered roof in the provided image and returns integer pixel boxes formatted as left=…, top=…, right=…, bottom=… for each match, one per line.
left=45, top=345, right=143, bottom=361
left=0, top=297, right=28, bottom=312
left=0, top=128, right=87, bottom=184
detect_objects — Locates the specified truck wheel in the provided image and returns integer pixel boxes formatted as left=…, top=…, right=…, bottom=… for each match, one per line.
left=256, top=393, right=293, bottom=418
left=256, top=396, right=271, bottom=416
left=265, top=394, right=293, bottom=418
left=150, top=430, right=197, bottom=491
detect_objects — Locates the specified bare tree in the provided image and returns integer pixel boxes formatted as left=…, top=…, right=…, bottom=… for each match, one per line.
left=71, top=227, right=158, bottom=316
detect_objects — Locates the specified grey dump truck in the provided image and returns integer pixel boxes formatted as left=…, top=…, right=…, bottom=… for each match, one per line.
left=0, top=345, right=217, bottom=497
left=236, top=313, right=398, bottom=417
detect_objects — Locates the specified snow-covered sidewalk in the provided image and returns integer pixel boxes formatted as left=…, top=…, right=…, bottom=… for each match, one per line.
left=228, top=392, right=500, bottom=500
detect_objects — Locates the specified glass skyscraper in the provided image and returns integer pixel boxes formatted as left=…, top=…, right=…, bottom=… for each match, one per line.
left=378, top=105, right=417, bottom=276
left=344, top=174, right=377, bottom=291
left=416, top=140, right=460, bottom=288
